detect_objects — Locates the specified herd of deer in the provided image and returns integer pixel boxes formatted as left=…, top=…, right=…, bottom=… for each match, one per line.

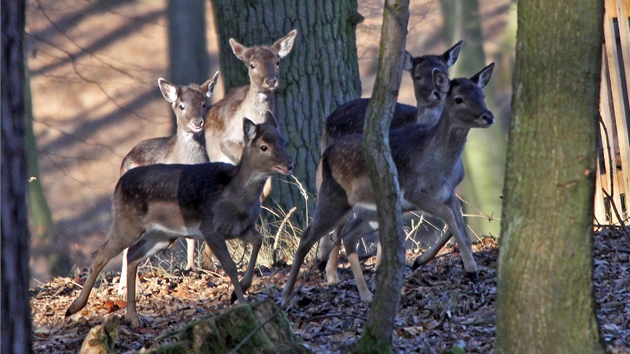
left=64, top=29, right=496, bottom=328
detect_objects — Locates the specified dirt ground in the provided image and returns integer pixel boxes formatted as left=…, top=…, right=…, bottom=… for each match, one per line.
left=30, top=231, right=629, bottom=353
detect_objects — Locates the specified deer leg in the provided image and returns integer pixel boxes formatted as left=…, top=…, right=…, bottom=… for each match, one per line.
left=229, top=227, right=263, bottom=303
left=281, top=208, right=350, bottom=309
left=203, top=230, right=247, bottom=304
left=340, top=212, right=379, bottom=302
left=324, top=227, right=341, bottom=285
left=372, top=240, right=382, bottom=292
left=201, top=242, right=214, bottom=270
left=185, top=238, right=196, bottom=270
left=66, top=220, right=142, bottom=318
left=117, top=248, right=129, bottom=295
left=125, top=232, right=178, bottom=327
left=407, top=192, right=478, bottom=275
left=412, top=231, right=453, bottom=270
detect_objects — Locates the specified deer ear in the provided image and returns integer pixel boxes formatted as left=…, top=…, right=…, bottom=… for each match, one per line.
left=201, top=71, right=220, bottom=98
left=443, top=40, right=463, bottom=67
left=402, top=51, right=413, bottom=71
left=273, top=29, right=297, bottom=58
left=432, top=69, right=450, bottom=93
left=264, top=111, right=278, bottom=128
left=158, top=78, right=178, bottom=103
left=230, top=38, right=247, bottom=61
left=243, top=118, right=258, bottom=142
left=471, top=62, right=495, bottom=89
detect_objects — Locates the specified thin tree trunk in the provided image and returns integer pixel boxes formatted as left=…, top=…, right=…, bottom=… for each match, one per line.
left=210, top=0, right=362, bottom=224
left=356, top=0, right=409, bottom=352
left=1, top=0, right=33, bottom=351
left=441, top=0, right=505, bottom=237
left=496, top=1, right=604, bottom=352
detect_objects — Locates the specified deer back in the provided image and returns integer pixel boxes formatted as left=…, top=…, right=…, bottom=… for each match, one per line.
left=205, top=30, right=297, bottom=164
left=120, top=73, right=219, bottom=175
left=320, top=41, right=462, bottom=153
left=321, top=63, right=495, bottom=209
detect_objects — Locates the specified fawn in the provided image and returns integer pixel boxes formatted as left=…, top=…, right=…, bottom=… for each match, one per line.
left=282, top=63, right=495, bottom=307
left=116, top=73, right=219, bottom=294
left=66, top=112, right=293, bottom=327
left=317, top=41, right=463, bottom=285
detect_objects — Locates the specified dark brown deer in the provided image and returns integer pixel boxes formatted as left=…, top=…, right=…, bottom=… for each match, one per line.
left=205, top=30, right=297, bottom=165
left=316, top=41, right=463, bottom=284
left=116, top=73, right=219, bottom=294
left=282, top=63, right=495, bottom=307
left=66, top=112, right=294, bottom=327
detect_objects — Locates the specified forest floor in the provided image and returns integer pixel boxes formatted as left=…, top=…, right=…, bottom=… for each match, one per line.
left=31, top=229, right=630, bottom=353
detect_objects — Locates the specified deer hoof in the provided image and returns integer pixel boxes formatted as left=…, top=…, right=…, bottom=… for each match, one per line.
left=466, top=271, right=479, bottom=283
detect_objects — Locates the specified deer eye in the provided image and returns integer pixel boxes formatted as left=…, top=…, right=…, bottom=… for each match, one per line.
left=455, top=97, right=464, bottom=104
left=179, top=104, right=185, bottom=110
left=260, top=145, right=268, bottom=152
left=250, top=63, right=256, bottom=69
left=202, top=102, right=206, bottom=108
left=276, top=60, right=280, bottom=67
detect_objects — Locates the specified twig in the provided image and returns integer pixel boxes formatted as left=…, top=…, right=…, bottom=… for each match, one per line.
left=272, top=206, right=297, bottom=264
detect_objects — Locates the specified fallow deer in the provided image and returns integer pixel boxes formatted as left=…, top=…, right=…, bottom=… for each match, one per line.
left=66, top=112, right=293, bottom=327
left=116, top=73, right=219, bottom=294
left=282, top=63, right=495, bottom=307
left=317, top=41, right=464, bottom=285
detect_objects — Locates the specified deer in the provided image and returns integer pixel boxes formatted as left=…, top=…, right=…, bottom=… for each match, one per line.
left=316, top=41, right=463, bottom=286
left=66, top=112, right=294, bottom=327
left=116, top=73, right=219, bottom=295
left=281, top=63, right=495, bottom=308
left=205, top=30, right=297, bottom=165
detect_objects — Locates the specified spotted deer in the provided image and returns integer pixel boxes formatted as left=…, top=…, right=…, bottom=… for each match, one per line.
left=282, top=63, right=495, bottom=307
left=116, top=73, right=219, bottom=294
left=316, top=41, right=463, bottom=285
left=66, top=113, right=294, bottom=327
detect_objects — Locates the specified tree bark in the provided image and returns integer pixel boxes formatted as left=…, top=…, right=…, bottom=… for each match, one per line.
left=210, top=0, right=362, bottom=223
left=355, top=0, right=409, bottom=352
left=496, top=1, right=604, bottom=352
left=1, top=0, right=33, bottom=352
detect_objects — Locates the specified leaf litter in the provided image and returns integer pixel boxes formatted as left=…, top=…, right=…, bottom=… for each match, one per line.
left=31, top=231, right=629, bottom=353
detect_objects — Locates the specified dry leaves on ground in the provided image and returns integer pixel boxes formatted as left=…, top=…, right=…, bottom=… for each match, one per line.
left=31, top=232, right=629, bottom=353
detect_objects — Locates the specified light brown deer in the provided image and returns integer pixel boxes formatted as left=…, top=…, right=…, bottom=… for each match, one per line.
left=316, top=41, right=463, bottom=285
left=282, top=63, right=495, bottom=307
left=66, top=112, right=293, bottom=327
left=116, top=73, right=219, bottom=294
left=205, top=30, right=297, bottom=165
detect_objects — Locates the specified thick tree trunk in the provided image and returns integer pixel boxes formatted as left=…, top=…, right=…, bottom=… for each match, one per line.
left=441, top=0, right=505, bottom=237
left=355, top=1, right=409, bottom=352
left=496, top=1, right=604, bottom=352
left=210, top=0, right=362, bottom=223
left=1, top=0, right=33, bottom=352
left=167, top=0, right=209, bottom=132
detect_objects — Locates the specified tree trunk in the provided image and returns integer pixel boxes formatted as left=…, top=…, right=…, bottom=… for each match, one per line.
left=355, top=1, right=409, bottom=352
left=496, top=1, right=604, bottom=352
left=441, top=0, right=505, bottom=237
left=24, top=68, right=72, bottom=276
left=210, top=0, right=362, bottom=224
left=167, top=0, right=209, bottom=132
left=1, top=0, right=33, bottom=352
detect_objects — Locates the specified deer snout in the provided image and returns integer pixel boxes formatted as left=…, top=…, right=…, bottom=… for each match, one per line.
left=274, top=160, right=294, bottom=175
left=189, top=117, right=205, bottom=132
left=480, top=112, right=494, bottom=126
left=264, top=77, right=278, bottom=89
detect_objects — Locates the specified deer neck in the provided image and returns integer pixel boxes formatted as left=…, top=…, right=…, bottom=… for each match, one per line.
left=230, top=155, right=269, bottom=197
left=427, top=113, right=471, bottom=164
left=416, top=104, right=443, bottom=126
left=241, top=86, right=276, bottom=124
left=173, top=130, right=209, bottom=163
